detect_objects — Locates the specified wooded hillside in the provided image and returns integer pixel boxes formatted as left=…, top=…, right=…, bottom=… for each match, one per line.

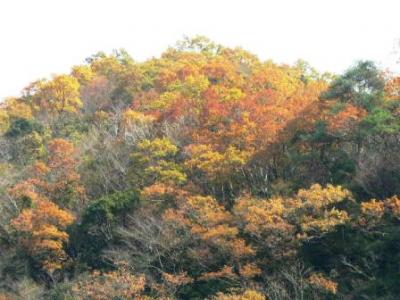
left=0, top=37, right=399, bottom=299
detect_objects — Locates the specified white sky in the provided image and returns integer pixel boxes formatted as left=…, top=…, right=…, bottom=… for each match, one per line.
left=0, top=0, right=399, bottom=101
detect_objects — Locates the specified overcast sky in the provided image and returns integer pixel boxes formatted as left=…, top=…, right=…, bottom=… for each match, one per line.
left=0, top=0, right=399, bottom=101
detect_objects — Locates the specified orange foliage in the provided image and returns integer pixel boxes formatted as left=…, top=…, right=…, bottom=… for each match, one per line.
left=11, top=191, right=75, bottom=272
left=162, top=271, right=194, bottom=286
left=308, top=272, right=338, bottom=294
left=234, top=184, right=352, bottom=258
left=129, top=47, right=328, bottom=192
left=239, top=263, right=262, bottom=278
left=361, top=195, right=400, bottom=225
left=8, top=139, right=82, bottom=272
left=385, top=76, right=400, bottom=100
left=213, top=289, right=266, bottom=300
left=199, top=265, right=237, bottom=281
left=72, top=266, right=148, bottom=300
left=29, top=139, right=85, bottom=208
left=327, top=104, right=367, bottom=135
left=162, top=194, right=256, bottom=282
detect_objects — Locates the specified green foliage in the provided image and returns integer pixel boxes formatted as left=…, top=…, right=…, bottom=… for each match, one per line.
left=71, top=190, right=140, bottom=269
left=1, top=38, right=400, bottom=299
left=82, top=190, right=140, bottom=225
left=323, top=61, right=385, bottom=110
left=359, top=107, right=400, bottom=135
left=5, top=118, right=43, bottom=138
left=131, top=138, right=187, bottom=186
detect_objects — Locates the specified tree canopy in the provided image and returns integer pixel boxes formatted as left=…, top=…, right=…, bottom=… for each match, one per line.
left=0, top=37, right=399, bottom=299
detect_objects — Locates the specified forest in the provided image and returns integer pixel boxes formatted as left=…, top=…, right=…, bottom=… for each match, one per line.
left=0, top=36, right=399, bottom=299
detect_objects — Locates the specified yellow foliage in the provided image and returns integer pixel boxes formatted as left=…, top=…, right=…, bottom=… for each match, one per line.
left=234, top=184, right=352, bottom=254
left=361, top=196, right=400, bottom=225
left=199, top=265, right=237, bottom=281
left=72, top=266, right=149, bottom=300
left=230, top=239, right=255, bottom=258
left=4, top=97, right=33, bottom=120
left=301, top=208, right=349, bottom=233
left=138, top=138, right=179, bottom=159
left=71, top=65, right=95, bottom=84
left=239, top=263, right=262, bottom=278
left=201, top=224, right=239, bottom=241
left=297, top=184, right=352, bottom=208
left=361, top=199, right=385, bottom=218
left=253, top=64, right=301, bottom=100
left=186, top=195, right=233, bottom=226
left=385, top=196, right=400, bottom=216
left=185, top=144, right=225, bottom=180
left=213, top=86, right=245, bottom=102
left=0, top=108, right=9, bottom=133
left=133, top=138, right=187, bottom=185
left=308, top=272, right=338, bottom=294
left=150, top=91, right=181, bottom=110
left=213, top=289, right=266, bottom=300
left=235, top=195, right=295, bottom=238
left=11, top=188, right=75, bottom=272
left=31, top=161, right=51, bottom=176
left=142, top=183, right=177, bottom=200
left=38, top=75, right=82, bottom=114
left=162, top=271, right=193, bottom=286
left=123, top=109, right=155, bottom=125
left=185, top=144, right=251, bottom=182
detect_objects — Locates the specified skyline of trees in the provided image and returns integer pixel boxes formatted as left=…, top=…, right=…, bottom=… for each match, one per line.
left=0, top=36, right=399, bottom=299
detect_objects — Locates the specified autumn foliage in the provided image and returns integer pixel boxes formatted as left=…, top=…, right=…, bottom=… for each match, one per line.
left=0, top=37, right=399, bottom=299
